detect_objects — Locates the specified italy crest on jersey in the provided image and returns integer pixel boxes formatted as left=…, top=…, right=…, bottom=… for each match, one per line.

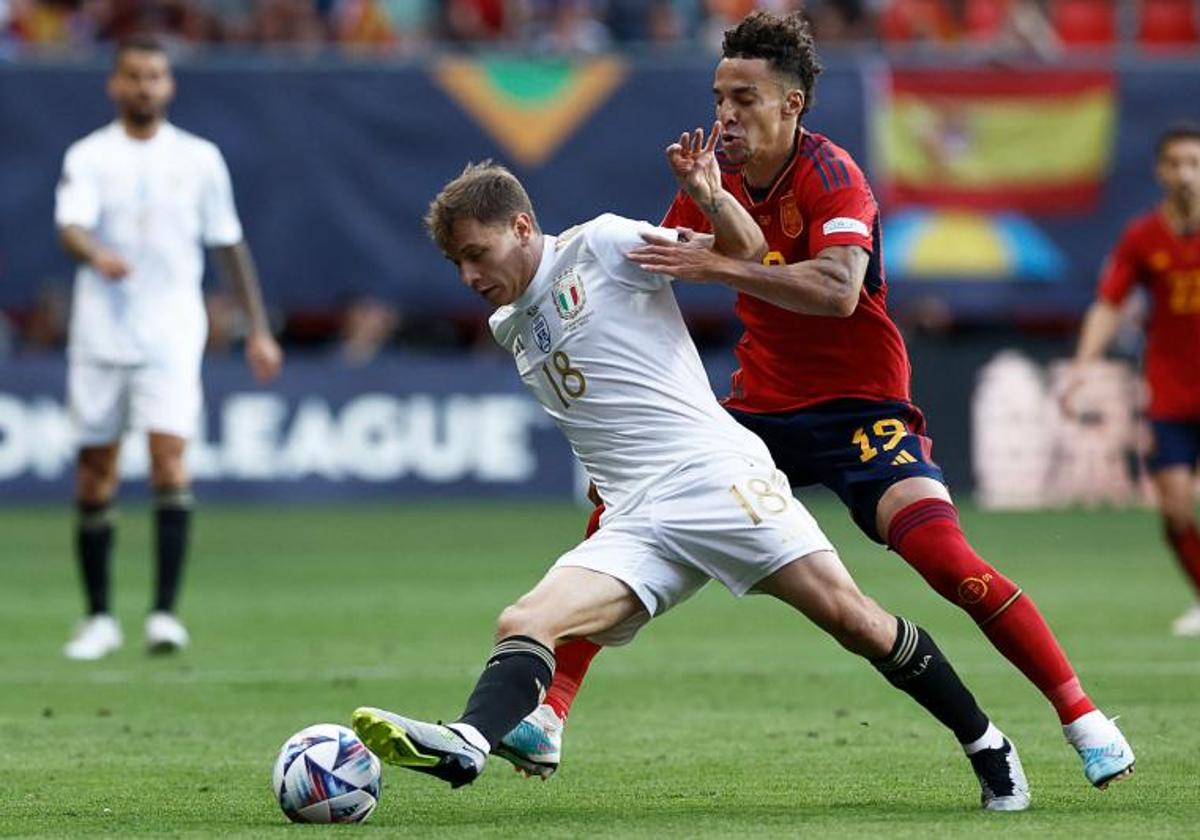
left=552, top=269, right=587, bottom=321
left=531, top=312, right=553, bottom=353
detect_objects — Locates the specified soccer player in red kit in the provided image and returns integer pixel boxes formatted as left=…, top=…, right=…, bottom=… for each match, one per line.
left=1069, top=124, right=1200, bottom=637
left=496, top=10, right=1135, bottom=791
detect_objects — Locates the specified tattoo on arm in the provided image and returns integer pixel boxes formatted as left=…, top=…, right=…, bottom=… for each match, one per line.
left=210, top=241, right=271, bottom=335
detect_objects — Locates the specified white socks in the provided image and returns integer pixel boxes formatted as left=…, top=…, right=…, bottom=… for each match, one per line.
left=1062, top=709, right=1113, bottom=748
left=962, top=721, right=1006, bottom=755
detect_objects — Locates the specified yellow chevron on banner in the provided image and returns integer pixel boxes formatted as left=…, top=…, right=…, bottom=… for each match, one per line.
left=433, top=56, right=627, bottom=167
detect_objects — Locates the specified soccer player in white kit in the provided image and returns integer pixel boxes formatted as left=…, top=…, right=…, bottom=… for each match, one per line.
left=55, top=36, right=283, bottom=660
left=352, top=138, right=1029, bottom=809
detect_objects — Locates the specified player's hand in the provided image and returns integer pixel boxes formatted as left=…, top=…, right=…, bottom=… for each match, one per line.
left=667, top=122, right=723, bottom=213
left=628, top=232, right=729, bottom=284
left=90, top=249, right=130, bottom=280
left=1056, top=362, right=1087, bottom=418
left=245, top=331, right=284, bottom=383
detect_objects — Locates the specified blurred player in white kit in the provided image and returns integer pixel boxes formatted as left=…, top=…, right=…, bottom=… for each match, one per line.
left=54, top=35, right=283, bottom=660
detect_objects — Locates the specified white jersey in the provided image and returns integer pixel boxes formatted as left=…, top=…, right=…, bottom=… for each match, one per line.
left=55, top=121, right=244, bottom=366
left=489, top=213, right=772, bottom=512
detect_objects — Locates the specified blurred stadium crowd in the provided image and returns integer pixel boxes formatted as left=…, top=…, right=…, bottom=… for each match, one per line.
left=2, top=1, right=1199, bottom=57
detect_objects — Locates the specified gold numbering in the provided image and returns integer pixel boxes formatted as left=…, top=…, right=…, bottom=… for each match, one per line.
left=853, top=418, right=907, bottom=463
left=730, top=477, right=790, bottom=525
left=540, top=350, right=587, bottom=409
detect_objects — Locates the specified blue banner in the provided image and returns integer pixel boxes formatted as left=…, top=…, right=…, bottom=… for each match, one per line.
left=0, top=356, right=584, bottom=502
left=1, top=55, right=1195, bottom=320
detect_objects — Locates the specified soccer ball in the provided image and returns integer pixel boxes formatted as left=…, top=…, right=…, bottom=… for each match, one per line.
left=272, top=723, right=382, bottom=823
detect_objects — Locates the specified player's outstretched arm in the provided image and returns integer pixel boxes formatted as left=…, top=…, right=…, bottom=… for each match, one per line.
left=210, top=241, right=283, bottom=383
left=666, top=122, right=765, bottom=262
left=1072, top=299, right=1122, bottom=365
left=629, top=239, right=867, bottom=317
left=1059, top=299, right=1122, bottom=415
left=58, top=225, right=129, bottom=280
left=714, top=244, right=869, bottom=317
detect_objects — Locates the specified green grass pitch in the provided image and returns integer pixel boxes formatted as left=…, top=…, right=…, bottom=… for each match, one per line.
left=1, top=497, right=1196, bottom=837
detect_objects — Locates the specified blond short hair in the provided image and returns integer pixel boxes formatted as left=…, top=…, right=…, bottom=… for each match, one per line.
left=424, top=161, right=540, bottom=255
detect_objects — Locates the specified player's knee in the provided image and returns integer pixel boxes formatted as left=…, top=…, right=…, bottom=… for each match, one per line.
left=150, top=457, right=188, bottom=489
left=495, top=600, right=558, bottom=645
left=1161, top=507, right=1195, bottom=534
left=495, top=603, right=532, bottom=640
left=77, top=456, right=118, bottom=503
left=827, top=591, right=893, bottom=658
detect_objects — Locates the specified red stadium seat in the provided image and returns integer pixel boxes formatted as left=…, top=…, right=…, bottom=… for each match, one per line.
left=964, top=0, right=1012, bottom=39
left=1050, top=0, right=1117, bottom=47
left=1137, top=0, right=1200, bottom=50
left=880, top=0, right=958, bottom=42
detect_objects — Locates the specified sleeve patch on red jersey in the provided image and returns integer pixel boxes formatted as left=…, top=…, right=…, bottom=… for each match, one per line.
left=823, top=217, right=869, bottom=237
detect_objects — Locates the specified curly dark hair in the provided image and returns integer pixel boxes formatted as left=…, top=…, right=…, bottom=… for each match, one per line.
left=722, top=11, right=822, bottom=117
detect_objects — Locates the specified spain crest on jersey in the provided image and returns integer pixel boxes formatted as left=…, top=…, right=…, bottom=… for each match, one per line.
left=553, top=269, right=587, bottom=321
left=780, top=192, right=804, bottom=239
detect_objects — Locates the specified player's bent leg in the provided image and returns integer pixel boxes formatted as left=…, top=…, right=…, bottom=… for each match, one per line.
left=881, top=480, right=1096, bottom=722
left=544, top=505, right=607, bottom=717
left=500, top=504, right=609, bottom=778
left=1151, top=467, right=1200, bottom=635
left=881, top=479, right=1135, bottom=789
left=756, top=551, right=1030, bottom=811
left=65, top=444, right=122, bottom=661
left=754, top=549, right=893, bottom=657
left=357, top=567, right=643, bottom=789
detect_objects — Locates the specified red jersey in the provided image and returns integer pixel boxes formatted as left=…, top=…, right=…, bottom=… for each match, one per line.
left=1098, top=210, right=1200, bottom=419
left=663, top=130, right=910, bottom=414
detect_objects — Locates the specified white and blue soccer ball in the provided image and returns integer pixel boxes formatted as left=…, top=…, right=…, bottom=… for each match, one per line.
left=272, top=723, right=382, bottom=824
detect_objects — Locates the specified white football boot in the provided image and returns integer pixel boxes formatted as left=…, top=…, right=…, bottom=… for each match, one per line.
left=495, top=703, right=563, bottom=779
left=964, top=724, right=1031, bottom=811
left=145, top=611, right=190, bottom=654
left=64, top=614, right=122, bottom=660
left=1064, top=711, right=1135, bottom=789
left=1170, top=604, right=1200, bottom=637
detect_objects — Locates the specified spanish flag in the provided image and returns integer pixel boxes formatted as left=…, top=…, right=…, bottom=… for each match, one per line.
left=876, top=69, right=1116, bottom=213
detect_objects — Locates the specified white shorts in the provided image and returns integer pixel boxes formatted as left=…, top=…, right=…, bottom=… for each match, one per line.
left=68, top=359, right=202, bottom=446
left=554, top=455, right=835, bottom=646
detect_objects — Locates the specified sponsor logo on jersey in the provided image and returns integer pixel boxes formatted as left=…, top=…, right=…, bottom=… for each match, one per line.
left=780, top=192, right=804, bottom=239
left=822, top=217, right=869, bottom=237
left=531, top=313, right=552, bottom=353
left=552, top=269, right=587, bottom=321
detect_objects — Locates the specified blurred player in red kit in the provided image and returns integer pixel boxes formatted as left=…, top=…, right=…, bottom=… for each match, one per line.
left=497, top=10, right=1135, bottom=792
left=1069, top=123, right=1200, bottom=637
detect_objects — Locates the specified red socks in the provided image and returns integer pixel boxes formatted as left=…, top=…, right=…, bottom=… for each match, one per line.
left=545, top=638, right=603, bottom=719
left=542, top=504, right=606, bottom=720
left=1164, top=521, right=1200, bottom=597
left=888, top=499, right=1096, bottom=725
